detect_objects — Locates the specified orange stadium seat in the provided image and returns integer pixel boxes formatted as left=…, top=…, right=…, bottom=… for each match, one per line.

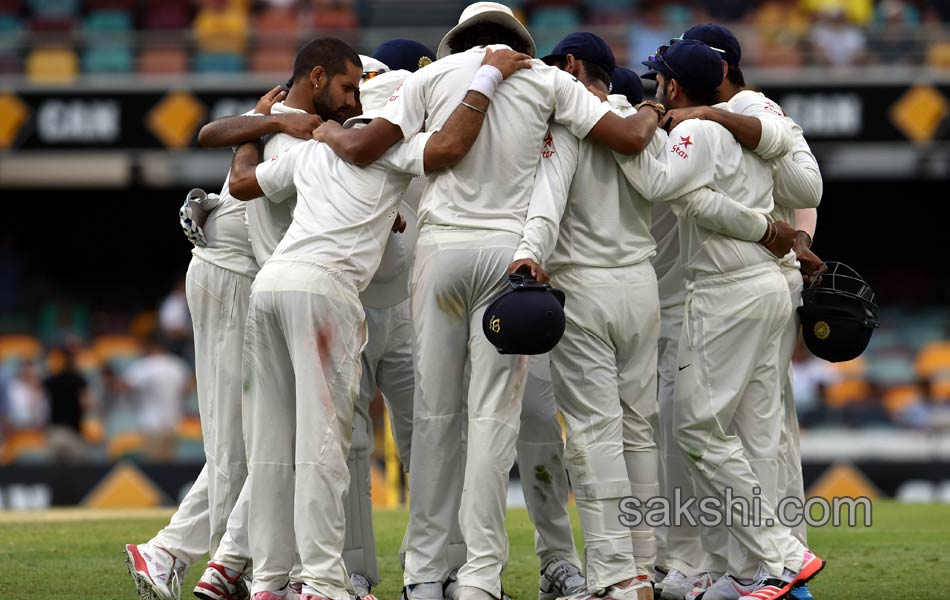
left=107, top=431, right=145, bottom=460
left=25, top=47, right=78, bottom=82
left=177, top=416, right=204, bottom=441
left=883, top=384, right=923, bottom=415
left=824, top=378, right=872, bottom=409
left=1, top=429, right=46, bottom=465
left=916, top=341, right=950, bottom=378
left=139, top=46, right=188, bottom=75
left=0, top=335, right=41, bottom=361
left=91, top=334, right=142, bottom=362
left=251, top=46, right=296, bottom=74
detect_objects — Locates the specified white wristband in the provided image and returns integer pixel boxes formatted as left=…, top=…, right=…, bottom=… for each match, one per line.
left=468, top=65, right=503, bottom=99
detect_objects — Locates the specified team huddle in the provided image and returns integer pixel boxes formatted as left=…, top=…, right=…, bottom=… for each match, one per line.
left=124, top=3, right=830, bottom=600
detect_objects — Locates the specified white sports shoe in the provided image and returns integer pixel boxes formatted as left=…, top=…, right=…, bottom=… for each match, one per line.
left=125, top=542, right=187, bottom=600
left=692, top=575, right=758, bottom=600
left=193, top=562, right=250, bottom=600
left=679, top=572, right=720, bottom=600
left=656, top=569, right=690, bottom=600
left=350, top=572, right=378, bottom=600
left=604, top=576, right=654, bottom=600
left=539, top=558, right=587, bottom=600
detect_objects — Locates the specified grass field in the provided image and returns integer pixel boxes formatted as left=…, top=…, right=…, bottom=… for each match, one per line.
left=0, top=501, right=947, bottom=600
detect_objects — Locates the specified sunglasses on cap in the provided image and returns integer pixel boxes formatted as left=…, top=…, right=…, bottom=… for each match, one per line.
left=362, top=71, right=383, bottom=81
left=646, top=45, right=683, bottom=80
left=669, top=36, right=727, bottom=55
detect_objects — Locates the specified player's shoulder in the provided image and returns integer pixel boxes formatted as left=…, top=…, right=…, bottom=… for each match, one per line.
left=728, top=89, right=785, bottom=118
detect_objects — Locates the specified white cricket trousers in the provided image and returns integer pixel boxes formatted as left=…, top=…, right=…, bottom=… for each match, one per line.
left=344, top=300, right=416, bottom=585
left=151, top=465, right=212, bottom=564
left=518, top=361, right=581, bottom=570
left=549, top=262, right=661, bottom=590
left=674, top=263, right=804, bottom=580
left=777, top=268, right=807, bottom=546
left=151, top=257, right=252, bottom=560
left=404, top=228, right=529, bottom=598
left=244, top=258, right=366, bottom=599
left=653, top=301, right=709, bottom=576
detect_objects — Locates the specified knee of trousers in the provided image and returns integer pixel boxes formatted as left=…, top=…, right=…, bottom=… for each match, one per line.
left=673, top=420, right=740, bottom=477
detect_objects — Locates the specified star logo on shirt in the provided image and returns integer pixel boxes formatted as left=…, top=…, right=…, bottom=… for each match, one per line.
left=679, top=135, right=693, bottom=148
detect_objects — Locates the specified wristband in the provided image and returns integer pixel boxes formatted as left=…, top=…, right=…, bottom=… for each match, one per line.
left=795, top=230, right=813, bottom=248
left=468, top=65, right=503, bottom=99
left=635, top=100, right=667, bottom=119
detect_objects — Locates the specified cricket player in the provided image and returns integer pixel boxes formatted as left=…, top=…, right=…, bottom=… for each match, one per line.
left=309, top=4, right=668, bottom=598
left=617, top=40, right=824, bottom=600
left=227, top=47, right=533, bottom=600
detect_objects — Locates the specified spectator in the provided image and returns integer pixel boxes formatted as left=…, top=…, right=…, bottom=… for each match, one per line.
left=6, top=361, right=47, bottom=430
left=873, top=0, right=921, bottom=64
left=751, top=0, right=810, bottom=66
left=43, top=348, right=92, bottom=462
left=800, top=0, right=874, bottom=25
left=628, top=5, right=676, bottom=70
left=159, top=276, right=192, bottom=357
left=810, top=6, right=869, bottom=66
left=124, top=334, right=192, bottom=461
left=791, top=336, right=838, bottom=426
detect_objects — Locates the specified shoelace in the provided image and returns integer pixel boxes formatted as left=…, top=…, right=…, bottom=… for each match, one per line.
left=547, top=562, right=584, bottom=594
left=169, top=567, right=182, bottom=600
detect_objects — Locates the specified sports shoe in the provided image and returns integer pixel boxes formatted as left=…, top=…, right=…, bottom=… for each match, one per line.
left=655, top=569, right=688, bottom=600
left=788, top=584, right=813, bottom=600
left=125, top=542, right=186, bottom=600
left=350, top=573, right=378, bottom=600
left=406, top=582, right=444, bottom=600
left=787, top=550, right=824, bottom=589
left=604, top=576, right=654, bottom=600
left=253, top=586, right=295, bottom=600
left=539, top=558, right=587, bottom=600
left=194, top=562, right=250, bottom=600
left=693, top=574, right=759, bottom=600
left=679, top=572, right=719, bottom=600
left=739, top=550, right=825, bottom=600
left=443, top=569, right=512, bottom=600
left=289, top=582, right=303, bottom=598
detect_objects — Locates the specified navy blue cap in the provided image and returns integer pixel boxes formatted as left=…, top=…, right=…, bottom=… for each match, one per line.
left=542, top=32, right=616, bottom=77
left=641, top=39, right=724, bottom=92
left=682, top=23, right=741, bottom=66
left=483, top=274, right=566, bottom=355
left=373, top=39, right=436, bottom=73
left=611, top=67, right=644, bottom=104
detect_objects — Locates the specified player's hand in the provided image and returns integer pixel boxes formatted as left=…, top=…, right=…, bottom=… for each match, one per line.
left=276, top=114, right=324, bottom=140
left=255, top=85, right=286, bottom=115
left=662, top=106, right=712, bottom=132
left=482, top=47, right=533, bottom=80
left=587, top=85, right=608, bottom=102
left=759, top=220, right=795, bottom=258
left=794, top=231, right=827, bottom=286
left=392, top=213, right=407, bottom=233
left=509, top=259, right=548, bottom=284
left=312, top=119, right=342, bottom=143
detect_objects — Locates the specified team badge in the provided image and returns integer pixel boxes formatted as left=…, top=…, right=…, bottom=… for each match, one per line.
left=489, top=316, right=501, bottom=333
left=814, top=320, right=831, bottom=340
left=418, top=56, right=433, bottom=69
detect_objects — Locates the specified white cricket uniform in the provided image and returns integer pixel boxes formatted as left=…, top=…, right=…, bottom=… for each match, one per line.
left=150, top=141, right=258, bottom=560
left=243, top=131, right=429, bottom=598
left=729, top=90, right=823, bottom=550
left=619, top=117, right=805, bottom=580
left=516, top=95, right=660, bottom=588
left=378, top=43, right=611, bottom=596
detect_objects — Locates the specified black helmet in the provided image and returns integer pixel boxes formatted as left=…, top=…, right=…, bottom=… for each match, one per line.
left=483, top=273, right=566, bottom=355
left=797, top=262, right=879, bottom=363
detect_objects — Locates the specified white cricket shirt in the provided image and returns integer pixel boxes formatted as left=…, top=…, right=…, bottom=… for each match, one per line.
left=247, top=102, right=309, bottom=268
left=253, top=130, right=430, bottom=291
left=515, top=95, right=656, bottom=272
left=378, top=44, right=611, bottom=235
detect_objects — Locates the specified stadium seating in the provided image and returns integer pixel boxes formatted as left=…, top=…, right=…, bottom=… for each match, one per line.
left=25, top=47, right=78, bottom=81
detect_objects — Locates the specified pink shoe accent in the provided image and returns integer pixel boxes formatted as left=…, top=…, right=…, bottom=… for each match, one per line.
left=126, top=544, right=156, bottom=585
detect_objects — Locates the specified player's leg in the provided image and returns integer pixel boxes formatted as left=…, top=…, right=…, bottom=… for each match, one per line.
left=517, top=362, right=584, bottom=600
left=197, top=480, right=252, bottom=600
left=244, top=271, right=298, bottom=597
left=614, top=263, right=661, bottom=582
left=777, top=269, right=807, bottom=546
left=284, top=270, right=366, bottom=600
left=376, top=299, right=415, bottom=471
left=126, top=465, right=209, bottom=600
left=403, top=229, right=469, bottom=597
left=455, top=232, right=530, bottom=600
left=549, top=268, right=639, bottom=596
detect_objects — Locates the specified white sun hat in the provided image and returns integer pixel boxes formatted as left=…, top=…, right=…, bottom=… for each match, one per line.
left=437, top=1, right=536, bottom=59
left=343, top=69, right=411, bottom=128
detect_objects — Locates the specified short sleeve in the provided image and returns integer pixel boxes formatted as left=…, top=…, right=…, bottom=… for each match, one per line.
left=376, top=131, right=433, bottom=176
left=255, top=143, right=302, bottom=202
left=551, top=70, right=611, bottom=139
left=378, top=69, right=429, bottom=141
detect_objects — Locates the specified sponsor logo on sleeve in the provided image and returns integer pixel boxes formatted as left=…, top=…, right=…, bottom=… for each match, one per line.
left=541, top=131, right=555, bottom=159
left=671, top=135, right=692, bottom=159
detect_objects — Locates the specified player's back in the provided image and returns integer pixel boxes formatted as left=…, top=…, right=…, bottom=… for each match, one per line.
left=397, top=44, right=607, bottom=236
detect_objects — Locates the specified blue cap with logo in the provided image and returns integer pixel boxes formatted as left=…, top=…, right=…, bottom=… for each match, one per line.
left=542, top=31, right=616, bottom=77
left=373, top=39, right=436, bottom=73
left=641, top=39, right=724, bottom=93
left=482, top=273, right=567, bottom=355
left=611, top=67, right=644, bottom=104
left=682, top=23, right=741, bottom=66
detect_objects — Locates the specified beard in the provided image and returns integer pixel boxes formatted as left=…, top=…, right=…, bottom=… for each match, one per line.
left=657, top=81, right=671, bottom=111
left=313, top=86, right=350, bottom=124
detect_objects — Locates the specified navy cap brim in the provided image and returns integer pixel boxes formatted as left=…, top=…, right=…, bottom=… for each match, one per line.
left=640, top=70, right=658, bottom=80
left=540, top=53, right=563, bottom=65
left=641, top=58, right=672, bottom=80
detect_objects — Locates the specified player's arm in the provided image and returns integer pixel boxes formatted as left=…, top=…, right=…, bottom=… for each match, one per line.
left=197, top=114, right=323, bottom=148
left=773, top=125, right=822, bottom=209
left=585, top=107, right=661, bottom=154
left=510, top=125, right=578, bottom=281
left=663, top=104, right=792, bottom=160
left=614, top=121, right=714, bottom=203
left=317, top=49, right=533, bottom=166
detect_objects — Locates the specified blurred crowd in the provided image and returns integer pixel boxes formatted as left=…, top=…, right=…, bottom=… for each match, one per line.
left=5, top=0, right=950, bottom=82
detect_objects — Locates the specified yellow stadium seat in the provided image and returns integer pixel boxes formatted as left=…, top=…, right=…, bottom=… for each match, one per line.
left=26, top=48, right=79, bottom=83
left=1, top=429, right=46, bottom=465
left=108, top=431, right=145, bottom=459
left=883, top=384, right=922, bottom=415
left=82, top=418, right=106, bottom=444
left=177, top=416, right=203, bottom=440
left=0, top=335, right=41, bottom=361
left=92, top=335, right=142, bottom=362
left=931, top=378, right=950, bottom=403
left=916, top=341, right=950, bottom=378
left=129, top=311, right=158, bottom=339
left=824, top=378, right=871, bottom=408
left=193, top=7, right=249, bottom=54
left=927, top=42, right=950, bottom=69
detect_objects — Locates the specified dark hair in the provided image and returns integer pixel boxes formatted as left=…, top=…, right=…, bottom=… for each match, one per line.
left=287, top=37, right=361, bottom=88
left=726, top=63, right=745, bottom=87
left=543, top=56, right=610, bottom=88
left=447, top=22, right=531, bottom=55
left=672, top=79, right=719, bottom=108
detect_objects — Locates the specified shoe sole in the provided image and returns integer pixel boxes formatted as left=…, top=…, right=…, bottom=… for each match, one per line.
left=125, top=547, right=167, bottom=600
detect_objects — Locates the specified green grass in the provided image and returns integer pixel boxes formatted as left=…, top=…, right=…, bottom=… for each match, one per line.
left=0, top=501, right=947, bottom=599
